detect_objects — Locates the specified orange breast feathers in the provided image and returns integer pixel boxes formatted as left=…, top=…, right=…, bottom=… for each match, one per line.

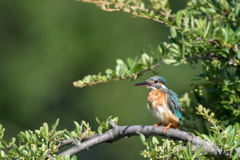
left=148, top=89, right=166, bottom=109
left=147, top=89, right=179, bottom=129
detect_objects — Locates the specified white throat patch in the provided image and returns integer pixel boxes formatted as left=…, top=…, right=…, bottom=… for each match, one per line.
left=147, top=84, right=167, bottom=90
left=147, top=86, right=156, bottom=90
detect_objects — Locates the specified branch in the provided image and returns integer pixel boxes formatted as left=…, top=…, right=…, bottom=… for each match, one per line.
left=184, top=53, right=239, bottom=67
left=77, top=0, right=181, bottom=30
left=58, top=134, right=99, bottom=148
left=76, top=61, right=164, bottom=88
left=54, top=120, right=240, bottom=159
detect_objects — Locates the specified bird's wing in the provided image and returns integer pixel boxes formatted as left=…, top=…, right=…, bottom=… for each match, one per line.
left=166, top=90, right=182, bottom=125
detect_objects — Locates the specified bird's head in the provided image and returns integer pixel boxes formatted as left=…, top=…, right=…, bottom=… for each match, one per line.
left=134, top=76, right=167, bottom=90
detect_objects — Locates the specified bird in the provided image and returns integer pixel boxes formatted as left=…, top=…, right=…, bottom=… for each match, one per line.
left=134, top=76, right=182, bottom=133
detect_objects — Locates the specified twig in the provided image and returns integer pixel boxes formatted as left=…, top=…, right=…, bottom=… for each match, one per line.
left=77, top=61, right=164, bottom=88
left=77, top=0, right=181, bottom=30
left=58, top=134, right=99, bottom=148
left=184, top=54, right=239, bottom=67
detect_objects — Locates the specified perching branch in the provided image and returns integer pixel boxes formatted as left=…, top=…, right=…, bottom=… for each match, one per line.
left=54, top=120, right=240, bottom=159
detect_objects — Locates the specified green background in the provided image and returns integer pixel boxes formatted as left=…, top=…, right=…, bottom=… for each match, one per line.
left=0, top=0, right=201, bottom=159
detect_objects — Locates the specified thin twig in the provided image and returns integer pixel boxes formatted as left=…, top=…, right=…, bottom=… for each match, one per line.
left=77, top=61, right=164, bottom=88
left=184, top=54, right=238, bottom=67
left=77, top=0, right=181, bottom=30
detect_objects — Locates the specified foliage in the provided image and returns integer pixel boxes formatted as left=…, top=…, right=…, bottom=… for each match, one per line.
left=96, top=116, right=118, bottom=135
left=0, top=117, right=121, bottom=159
left=195, top=105, right=240, bottom=153
left=140, top=135, right=205, bottom=160
left=0, top=119, right=95, bottom=159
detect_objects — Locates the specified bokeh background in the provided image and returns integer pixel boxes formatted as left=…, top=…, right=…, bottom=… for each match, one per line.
left=0, top=0, right=201, bottom=159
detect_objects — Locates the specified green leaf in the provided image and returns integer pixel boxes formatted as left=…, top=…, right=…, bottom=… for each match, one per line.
left=64, top=134, right=73, bottom=140
left=164, top=59, right=177, bottom=64
left=149, top=11, right=154, bottom=17
left=133, top=64, right=142, bottom=73
left=105, top=116, right=112, bottom=128
left=173, top=62, right=182, bottom=66
left=43, top=123, right=49, bottom=138
left=152, top=137, right=159, bottom=145
left=40, top=128, right=47, bottom=141
left=224, top=24, right=230, bottom=44
left=235, top=3, right=240, bottom=17
left=228, top=126, right=236, bottom=146
left=176, top=11, right=182, bottom=28
left=98, top=126, right=103, bottom=135
left=222, top=137, right=227, bottom=146
left=127, top=58, right=134, bottom=70
left=192, top=140, right=205, bottom=159
left=201, top=134, right=212, bottom=141
left=170, top=27, right=177, bottom=38
left=232, top=149, right=237, bottom=160
left=183, top=14, right=189, bottom=32
left=71, top=155, right=77, bottom=160
left=165, top=10, right=171, bottom=20
left=229, top=27, right=240, bottom=40
left=42, top=149, right=48, bottom=158
left=74, top=121, right=81, bottom=135
left=51, top=119, right=59, bottom=133
left=35, top=130, right=40, bottom=136
left=25, top=131, right=30, bottom=142
left=229, top=35, right=240, bottom=44
left=236, top=50, right=240, bottom=60
left=9, top=137, right=16, bottom=147
left=166, top=139, right=170, bottom=152
left=140, top=134, right=146, bottom=145
left=230, top=138, right=240, bottom=150
left=52, top=131, right=65, bottom=138
left=105, top=69, right=112, bottom=76
left=95, top=117, right=101, bottom=125
left=225, top=125, right=232, bottom=135
left=187, top=142, right=192, bottom=157
left=141, top=53, right=150, bottom=66
left=204, top=21, right=211, bottom=38
left=116, top=59, right=124, bottom=65
left=22, top=150, right=28, bottom=156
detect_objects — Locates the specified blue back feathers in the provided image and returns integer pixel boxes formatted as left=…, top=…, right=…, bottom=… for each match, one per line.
left=167, top=90, right=182, bottom=126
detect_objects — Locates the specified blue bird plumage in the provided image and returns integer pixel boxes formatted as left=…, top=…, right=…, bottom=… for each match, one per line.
left=134, top=76, right=182, bottom=133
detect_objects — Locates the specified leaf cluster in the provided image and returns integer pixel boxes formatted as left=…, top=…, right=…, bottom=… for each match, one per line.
left=0, top=119, right=95, bottom=159
left=140, top=134, right=205, bottom=160
left=195, top=105, right=240, bottom=159
left=96, top=116, right=118, bottom=134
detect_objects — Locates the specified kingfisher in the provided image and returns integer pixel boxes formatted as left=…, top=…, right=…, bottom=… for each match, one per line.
left=134, top=76, right=182, bottom=133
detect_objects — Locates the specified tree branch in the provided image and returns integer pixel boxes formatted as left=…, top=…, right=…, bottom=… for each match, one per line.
left=77, top=0, right=181, bottom=30
left=184, top=53, right=239, bottom=67
left=52, top=120, right=240, bottom=159
left=76, top=61, right=164, bottom=88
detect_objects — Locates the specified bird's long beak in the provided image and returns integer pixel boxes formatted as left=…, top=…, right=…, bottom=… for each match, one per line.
left=134, top=81, right=151, bottom=86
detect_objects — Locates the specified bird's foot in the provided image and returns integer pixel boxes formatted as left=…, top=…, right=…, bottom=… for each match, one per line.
left=163, top=123, right=172, bottom=134
left=153, top=123, right=162, bottom=127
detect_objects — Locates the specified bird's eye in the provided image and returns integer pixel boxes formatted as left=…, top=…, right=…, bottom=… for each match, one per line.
left=154, top=80, right=158, bottom=83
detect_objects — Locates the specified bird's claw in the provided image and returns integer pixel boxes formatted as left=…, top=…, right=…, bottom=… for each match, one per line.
left=163, top=123, right=172, bottom=134
left=153, top=123, right=162, bottom=127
